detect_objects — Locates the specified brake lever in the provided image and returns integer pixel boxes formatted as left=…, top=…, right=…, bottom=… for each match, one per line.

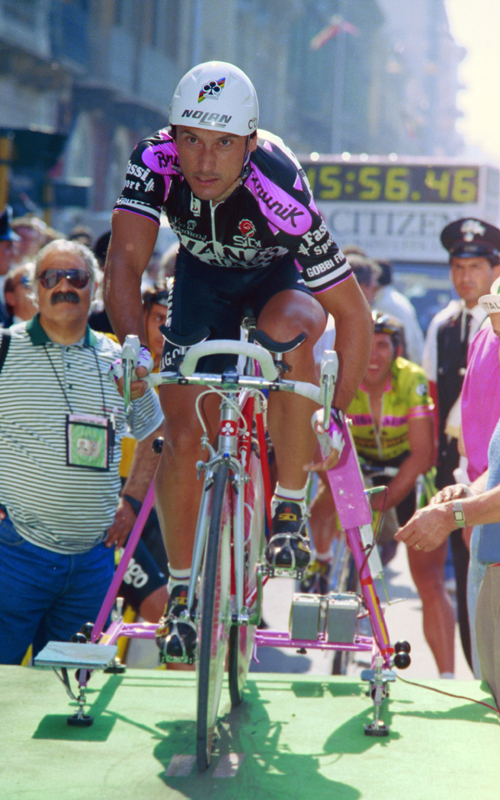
left=122, top=334, right=140, bottom=413
left=320, top=351, right=338, bottom=429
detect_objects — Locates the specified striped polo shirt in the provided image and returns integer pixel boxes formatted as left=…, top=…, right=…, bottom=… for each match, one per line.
left=0, top=315, right=163, bottom=554
left=347, top=356, right=434, bottom=462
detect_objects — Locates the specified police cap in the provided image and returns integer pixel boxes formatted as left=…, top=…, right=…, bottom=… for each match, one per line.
left=441, top=218, right=500, bottom=261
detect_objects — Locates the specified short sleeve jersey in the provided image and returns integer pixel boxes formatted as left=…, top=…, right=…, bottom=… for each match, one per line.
left=114, top=128, right=351, bottom=293
left=347, top=356, right=434, bottom=462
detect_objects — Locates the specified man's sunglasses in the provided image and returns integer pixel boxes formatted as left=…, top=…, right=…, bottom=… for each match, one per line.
left=37, top=268, right=90, bottom=290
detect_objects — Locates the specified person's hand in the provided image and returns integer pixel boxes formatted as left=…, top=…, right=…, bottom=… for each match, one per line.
left=0, top=507, right=5, bottom=521
left=305, top=447, right=341, bottom=473
left=105, top=497, right=137, bottom=548
left=306, top=415, right=344, bottom=473
left=369, top=489, right=387, bottom=513
left=395, top=504, right=453, bottom=552
left=430, top=483, right=474, bottom=506
left=109, top=345, right=154, bottom=401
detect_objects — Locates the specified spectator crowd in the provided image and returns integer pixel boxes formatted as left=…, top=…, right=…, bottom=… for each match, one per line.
left=0, top=202, right=499, bottom=711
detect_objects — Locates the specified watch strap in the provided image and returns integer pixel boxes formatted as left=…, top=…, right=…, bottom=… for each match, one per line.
left=122, top=494, right=142, bottom=516
left=452, top=500, right=466, bottom=528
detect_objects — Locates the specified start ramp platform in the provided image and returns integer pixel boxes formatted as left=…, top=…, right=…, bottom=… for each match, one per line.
left=0, top=666, right=499, bottom=800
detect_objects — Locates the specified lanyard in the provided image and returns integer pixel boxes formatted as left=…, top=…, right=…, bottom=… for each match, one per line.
left=43, top=343, right=107, bottom=417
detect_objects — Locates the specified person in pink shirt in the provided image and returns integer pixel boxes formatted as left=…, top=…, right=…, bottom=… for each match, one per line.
left=462, top=325, right=500, bottom=484
left=461, top=300, right=500, bottom=676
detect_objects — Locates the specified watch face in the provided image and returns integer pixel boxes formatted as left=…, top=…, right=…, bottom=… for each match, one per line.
left=453, top=503, right=465, bottom=526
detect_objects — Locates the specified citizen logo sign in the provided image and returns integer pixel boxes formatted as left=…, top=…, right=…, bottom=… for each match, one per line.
left=181, top=109, right=232, bottom=128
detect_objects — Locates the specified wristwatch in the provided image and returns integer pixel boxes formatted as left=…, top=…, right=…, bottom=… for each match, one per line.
left=123, top=494, right=142, bottom=517
left=452, top=500, right=466, bottom=528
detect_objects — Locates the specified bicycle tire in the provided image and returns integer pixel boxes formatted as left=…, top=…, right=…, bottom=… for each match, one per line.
left=196, top=462, right=233, bottom=771
left=228, top=450, right=265, bottom=706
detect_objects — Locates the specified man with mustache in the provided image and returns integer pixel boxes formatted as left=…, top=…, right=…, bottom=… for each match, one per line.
left=0, top=239, right=164, bottom=663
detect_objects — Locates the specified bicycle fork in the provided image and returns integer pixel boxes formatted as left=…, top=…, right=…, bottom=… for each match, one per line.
left=187, top=393, right=249, bottom=625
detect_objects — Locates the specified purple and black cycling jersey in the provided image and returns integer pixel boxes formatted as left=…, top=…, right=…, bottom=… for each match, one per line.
left=114, top=129, right=351, bottom=294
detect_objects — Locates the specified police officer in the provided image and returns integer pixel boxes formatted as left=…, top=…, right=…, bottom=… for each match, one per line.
left=423, top=217, right=500, bottom=673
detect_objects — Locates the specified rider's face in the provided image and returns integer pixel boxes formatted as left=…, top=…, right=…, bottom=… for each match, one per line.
left=363, top=333, right=396, bottom=388
left=175, top=126, right=257, bottom=202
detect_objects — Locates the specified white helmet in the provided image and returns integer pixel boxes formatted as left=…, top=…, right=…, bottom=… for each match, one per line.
left=169, top=61, right=259, bottom=136
left=479, top=276, right=500, bottom=314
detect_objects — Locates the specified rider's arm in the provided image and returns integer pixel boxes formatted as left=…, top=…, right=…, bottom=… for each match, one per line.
left=373, top=415, right=434, bottom=513
left=104, top=209, right=159, bottom=347
left=315, top=274, right=373, bottom=413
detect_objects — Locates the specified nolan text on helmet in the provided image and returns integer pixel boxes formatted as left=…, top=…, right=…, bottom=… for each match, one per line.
left=180, top=110, right=233, bottom=129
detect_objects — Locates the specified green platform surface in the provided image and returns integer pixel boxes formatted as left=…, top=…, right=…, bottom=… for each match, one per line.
left=0, top=666, right=499, bottom=800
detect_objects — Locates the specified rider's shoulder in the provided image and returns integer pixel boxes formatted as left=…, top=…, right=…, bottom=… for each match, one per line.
left=129, top=128, right=180, bottom=176
left=392, top=356, right=430, bottom=396
left=253, top=129, right=305, bottom=185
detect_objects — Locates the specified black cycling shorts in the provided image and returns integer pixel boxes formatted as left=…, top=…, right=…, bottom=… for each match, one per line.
left=161, top=247, right=313, bottom=374
left=119, top=536, right=168, bottom=613
left=367, top=454, right=415, bottom=526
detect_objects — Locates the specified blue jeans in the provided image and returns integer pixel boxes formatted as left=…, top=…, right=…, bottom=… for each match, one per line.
left=468, top=525, right=487, bottom=679
left=0, top=514, right=114, bottom=664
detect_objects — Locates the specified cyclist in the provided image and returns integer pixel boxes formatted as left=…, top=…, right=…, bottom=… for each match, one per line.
left=104, top=61, right=372, bottom=662
left=304, top=312, right=458, bottom=676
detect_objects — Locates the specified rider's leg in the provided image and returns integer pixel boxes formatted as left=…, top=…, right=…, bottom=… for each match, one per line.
left=257, top=290, right=327, bottom=571
left=154, top=385, right=220, bottom=659
left=258, top=290, right=326, bottom=491
left=155, top=384, right=220, bottom=571
left=406, top=542, right=456, bottom=676
left=308, top=470, right=340, bottom=555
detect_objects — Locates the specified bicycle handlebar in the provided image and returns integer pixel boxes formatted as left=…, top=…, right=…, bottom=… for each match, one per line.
left=122, top=334, right=334, bottom=410
left=179, top=339, right=279, bottom=381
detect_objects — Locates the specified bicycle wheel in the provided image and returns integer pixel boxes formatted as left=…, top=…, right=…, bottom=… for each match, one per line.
left=196, top=462, right=233, bottom=771
left=228, top=450, right=265, bottom=706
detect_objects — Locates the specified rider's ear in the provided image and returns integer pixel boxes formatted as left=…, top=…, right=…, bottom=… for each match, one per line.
left=248, top=131, right=258, bottom=152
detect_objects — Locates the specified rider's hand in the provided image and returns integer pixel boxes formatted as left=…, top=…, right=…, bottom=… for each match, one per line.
left=109, top=345, right=154, bottom=401
left=105, top=497, right=137, bottom=548
left=429, top=483, right=474, bottom=506
left=0, top=507, right=5, bottom=521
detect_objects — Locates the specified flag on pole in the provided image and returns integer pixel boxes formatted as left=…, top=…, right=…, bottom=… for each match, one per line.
left=310, top=15, right=359, bottom=51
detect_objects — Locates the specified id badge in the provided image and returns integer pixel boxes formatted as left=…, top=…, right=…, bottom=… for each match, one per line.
left=66, top=413, right=114, bottom=471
